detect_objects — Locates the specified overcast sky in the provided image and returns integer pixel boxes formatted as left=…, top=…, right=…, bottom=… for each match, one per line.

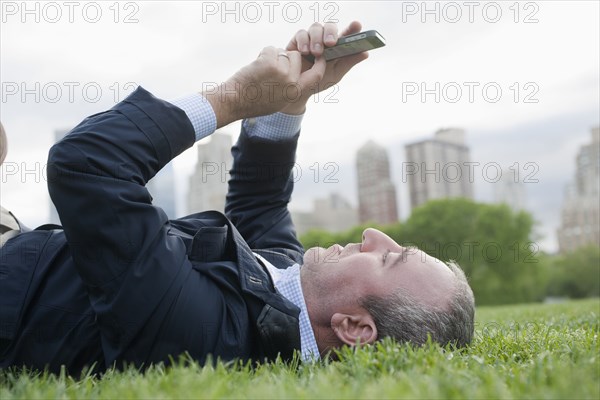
left=1, top=0, right=599, bottom=252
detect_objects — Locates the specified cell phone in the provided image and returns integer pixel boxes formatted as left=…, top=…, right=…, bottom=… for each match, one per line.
left=324, top=30, right=386, bottom=61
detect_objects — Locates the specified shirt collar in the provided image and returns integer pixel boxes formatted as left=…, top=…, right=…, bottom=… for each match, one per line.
left=254, top=253, right=320, bottom=361
left=1, top=206, right=21, bottom=248
left=1, top=206, right=20, bottom=232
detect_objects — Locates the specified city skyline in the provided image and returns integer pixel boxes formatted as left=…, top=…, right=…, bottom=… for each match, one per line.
left=493, top=170, right=528, bottom=213
left=292, top=192, right=358, bottom=235
left=3, top=117, right=598, bottom=252
left=1, top=1, right=598, bottom=252
left=557, top=127, right=600, bottom=252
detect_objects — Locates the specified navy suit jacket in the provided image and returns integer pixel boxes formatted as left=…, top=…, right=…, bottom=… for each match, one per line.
left=0, top=87, right=306, bottom=373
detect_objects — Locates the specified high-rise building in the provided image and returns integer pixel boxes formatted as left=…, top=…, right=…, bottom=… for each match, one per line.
left=187, top=131, right=233, bottom=214
left=292, top=193, right=358, bottom=235
left=493, top=170, right=527, bottom=212
left=356, top=140, right=398, bottom=225
left=575, top=127, right=600, bottom=197
left=404, top=128, right=473, bottom=211
left=557, top=127, right=600, bottom=252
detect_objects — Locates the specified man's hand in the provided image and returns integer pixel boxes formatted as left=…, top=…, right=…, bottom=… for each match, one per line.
left=203, top=46, right=326, bottom=128
left=281, top=21, right=369, bottom=115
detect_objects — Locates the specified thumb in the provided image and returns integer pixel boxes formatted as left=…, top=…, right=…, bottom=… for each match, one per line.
left=298, top=56, right=326, bottom=94
left=334, top=51, right=369, bottom=79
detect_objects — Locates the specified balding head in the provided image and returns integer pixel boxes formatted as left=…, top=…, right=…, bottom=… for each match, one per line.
left=360, top=260, right=475, bottom=348
left=300, top=228, right=475, bottom=353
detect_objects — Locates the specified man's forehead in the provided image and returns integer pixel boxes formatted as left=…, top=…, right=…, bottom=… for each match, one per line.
left=392, top=249, right=456, bottom=308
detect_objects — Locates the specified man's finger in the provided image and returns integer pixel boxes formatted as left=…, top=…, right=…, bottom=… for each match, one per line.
left=287, top=50, right=302, bottom=79
left=333, top=51, right=369, bottom=78
left=323, top=22, right=338, bottom=47
left=258, top=46, right=278, bottom=61
left=287, top=29, right=310, bottom=54
left=277, top=49, right=291, bottom=68
left=340, top=20, right=362, bottom=37
left=308, top=23, right=325, bottom=56
left=298, top=56, right=326, bottom=91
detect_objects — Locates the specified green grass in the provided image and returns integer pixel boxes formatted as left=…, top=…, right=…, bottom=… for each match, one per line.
left=2, top=298, right=598, bottom=399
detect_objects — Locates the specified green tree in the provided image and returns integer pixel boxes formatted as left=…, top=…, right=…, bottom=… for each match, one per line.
left=547, top=245, right=600, bottom=298
left=299, top=229, right=337, bottom=249
left=400, top=199, right=539, bottom=305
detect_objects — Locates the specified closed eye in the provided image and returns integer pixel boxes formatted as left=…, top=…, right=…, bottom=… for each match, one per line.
left=382, top=250, right=391, bottom=264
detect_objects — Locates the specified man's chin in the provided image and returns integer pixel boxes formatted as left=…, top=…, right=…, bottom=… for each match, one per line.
left=303, top=245, right=344, bottom=268
left=303, top=247, right=325, bottom=267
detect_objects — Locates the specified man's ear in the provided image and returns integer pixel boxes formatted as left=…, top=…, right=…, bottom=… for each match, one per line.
left=330, top=312, right=378, bottom=346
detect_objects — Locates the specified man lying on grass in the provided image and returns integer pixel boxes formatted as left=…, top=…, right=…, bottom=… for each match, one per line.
left=0, top=21, right=474, bottom=374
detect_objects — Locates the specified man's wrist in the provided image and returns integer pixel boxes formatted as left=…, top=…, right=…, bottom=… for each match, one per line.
left=202, top=82, right=309, bottom=127
left=280, top=88, right=315, bottom=115
left=202, top=84, right=240, bottom=129
left=280, top=101, right=307, bottom=116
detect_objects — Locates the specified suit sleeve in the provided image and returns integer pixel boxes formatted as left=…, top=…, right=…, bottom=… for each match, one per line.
left=225, top=128, right=304, bottom=263
left=47, top=87, right=196, bottom=353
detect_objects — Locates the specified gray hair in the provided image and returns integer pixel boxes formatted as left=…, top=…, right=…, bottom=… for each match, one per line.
left=360, top=260, right=475, bottom=348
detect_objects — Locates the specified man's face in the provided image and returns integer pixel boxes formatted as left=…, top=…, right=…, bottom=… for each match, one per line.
left=301, top=228, right=456, bottom=310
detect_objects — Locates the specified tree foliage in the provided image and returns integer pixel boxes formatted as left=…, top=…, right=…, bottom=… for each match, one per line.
left=547, top=245, right=600, bottom=299
left=400, top=199, right=540, bottom=305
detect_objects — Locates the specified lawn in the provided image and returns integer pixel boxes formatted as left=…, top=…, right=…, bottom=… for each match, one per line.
left=2, top=298, right=598, bottom=399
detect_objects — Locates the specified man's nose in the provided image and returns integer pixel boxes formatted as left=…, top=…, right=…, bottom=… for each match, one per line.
left=361, top=228, right=395, bottom=252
